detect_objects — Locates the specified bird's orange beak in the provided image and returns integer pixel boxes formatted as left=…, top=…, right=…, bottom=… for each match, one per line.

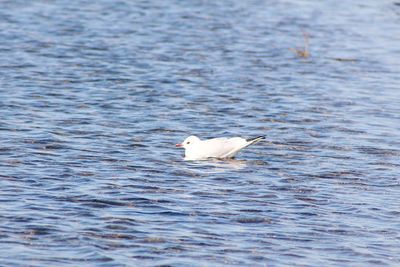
left=175, top=143, right=183, bottom=147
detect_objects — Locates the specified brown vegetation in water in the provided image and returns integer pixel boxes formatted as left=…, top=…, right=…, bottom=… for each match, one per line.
left=289, top=32, right=310, bottom=58
left=289, top=31, right=358, bottom=62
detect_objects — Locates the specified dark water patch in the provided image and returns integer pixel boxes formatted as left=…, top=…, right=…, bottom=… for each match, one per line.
left=83, top=231, right=138, bottom=241
left=235, top=217, right=272, bottom=224
left=142, top=237, right=166, bottom=243
left=67, top=198, right=130, bottom=208
left=357, top=146, right=400, bottom=157
left=308, top=170, right=364, bottom=180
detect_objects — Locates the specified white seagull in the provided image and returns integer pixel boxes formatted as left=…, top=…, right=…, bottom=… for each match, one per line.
left=175, top=135, right=265, bottom=160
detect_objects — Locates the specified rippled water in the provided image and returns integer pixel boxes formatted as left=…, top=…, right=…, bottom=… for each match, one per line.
left=1, top=0, right=400, bottom=266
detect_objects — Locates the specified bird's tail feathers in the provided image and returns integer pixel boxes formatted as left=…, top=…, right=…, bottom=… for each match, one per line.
left=246, top=136, right=265, bottom=145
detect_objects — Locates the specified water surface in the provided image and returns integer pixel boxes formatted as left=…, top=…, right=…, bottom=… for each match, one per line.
left=0, top=0, right=400, bottom=266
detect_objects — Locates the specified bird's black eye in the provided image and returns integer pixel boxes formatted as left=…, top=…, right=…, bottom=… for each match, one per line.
left=187, top=142, right=190, bottom=144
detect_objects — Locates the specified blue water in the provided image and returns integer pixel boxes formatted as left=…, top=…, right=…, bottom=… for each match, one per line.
left=1, top=0, right=400, bottom=266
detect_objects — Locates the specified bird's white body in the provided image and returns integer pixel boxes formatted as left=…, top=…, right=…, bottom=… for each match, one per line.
left=176, top=136, right=264, bottom=160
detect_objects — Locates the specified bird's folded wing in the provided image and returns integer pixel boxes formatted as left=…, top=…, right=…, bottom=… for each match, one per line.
left=204, top=137, right=247, bottom=158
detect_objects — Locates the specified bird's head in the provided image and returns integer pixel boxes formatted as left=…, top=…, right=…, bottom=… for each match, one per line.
left=175, top=135, right=200, bottom=149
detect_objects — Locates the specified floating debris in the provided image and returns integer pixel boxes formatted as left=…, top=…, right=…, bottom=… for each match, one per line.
left=289, top=31, right=310, bottom=58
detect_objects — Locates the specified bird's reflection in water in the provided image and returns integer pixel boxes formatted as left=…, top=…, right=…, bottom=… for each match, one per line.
left=185, top=158, right=249, bottom=173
